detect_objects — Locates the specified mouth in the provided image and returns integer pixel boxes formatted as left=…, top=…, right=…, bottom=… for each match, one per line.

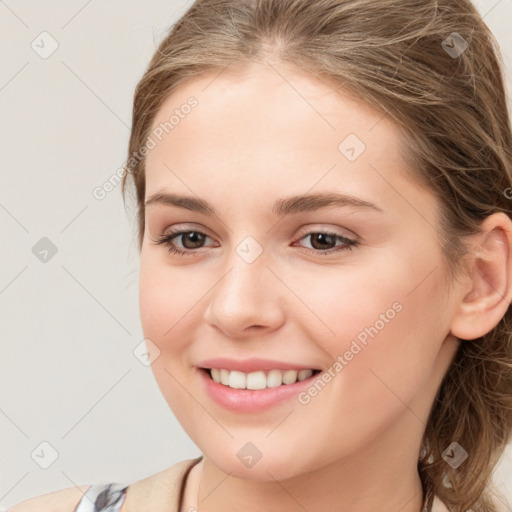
left=199, top=367, right=322, bottom=390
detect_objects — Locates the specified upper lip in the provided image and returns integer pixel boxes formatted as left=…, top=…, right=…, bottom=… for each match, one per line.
left=197, top=357, right=320, bottom=373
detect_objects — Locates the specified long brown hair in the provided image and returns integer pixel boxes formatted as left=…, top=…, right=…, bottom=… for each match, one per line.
left=121, top=1, right=512, bottom=510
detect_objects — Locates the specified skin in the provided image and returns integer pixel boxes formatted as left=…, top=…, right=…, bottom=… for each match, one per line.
left=137, top=59, right=512, bottom=512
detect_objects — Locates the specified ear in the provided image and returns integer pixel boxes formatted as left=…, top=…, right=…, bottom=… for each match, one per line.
left=450, top=212, right=512, bottom=341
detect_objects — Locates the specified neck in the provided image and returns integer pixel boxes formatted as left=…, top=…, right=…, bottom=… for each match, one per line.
left=196, top=416, right=426, bottom=512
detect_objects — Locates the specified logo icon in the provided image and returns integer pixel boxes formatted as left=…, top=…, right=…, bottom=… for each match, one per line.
left=442, top=33, right=468, bottom=59
left=441, top=441, right=468, bottom=469
left=338, top=133, right=366, bottom=162
left=236, top=236, right=263, bottom=264
left=31, top=31, right=59, bottom=59
left=237, top=442, right=263, bottom=468
left=31, top=441, right=59, bottom=469
left=133, top=338, right=161, bottom=366
left=32, top=237, right=58, bottom=263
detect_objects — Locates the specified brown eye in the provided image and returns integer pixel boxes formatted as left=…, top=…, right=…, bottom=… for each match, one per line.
left=296, top=231, right=358, bottom=256
left=307, top=233, right=337, bottom=250
left=178, top=231, right=207, bottom=249
left=153, top=230, right=214, bottom=256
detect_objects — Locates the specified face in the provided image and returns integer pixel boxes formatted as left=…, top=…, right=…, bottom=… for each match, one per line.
left=139, top=61, right=460, bottom=481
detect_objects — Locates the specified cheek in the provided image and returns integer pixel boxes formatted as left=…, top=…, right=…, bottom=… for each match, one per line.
left=303, top=245, right=448, bottom=394
left=139, top=249, right=238, bottom=419
left=138, top=252, right=201, bottom=415
left=138, top=252, right=202, bottom=356
left=280, top=258, right=448, bottom=460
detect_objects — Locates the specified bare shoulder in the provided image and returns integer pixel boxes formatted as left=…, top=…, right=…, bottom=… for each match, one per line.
left=7, top=485, right=91, bottom=512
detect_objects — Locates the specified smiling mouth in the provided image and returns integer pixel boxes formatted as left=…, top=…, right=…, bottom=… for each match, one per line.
left=200, top=367, right=322, bottom=390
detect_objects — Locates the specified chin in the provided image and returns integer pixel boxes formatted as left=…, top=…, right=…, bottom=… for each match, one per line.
left=200, top=441, right=322, bottom=482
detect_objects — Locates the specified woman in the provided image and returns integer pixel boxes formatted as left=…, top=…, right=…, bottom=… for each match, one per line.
left=10, top=0, right=512, bottom=511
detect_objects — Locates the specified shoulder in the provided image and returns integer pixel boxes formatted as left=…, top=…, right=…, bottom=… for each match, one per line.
left=124, top=456, right=203, bottom=512
left=7, top=485, right=91, bottom=512
left=7, top=457, right=203, bottom=512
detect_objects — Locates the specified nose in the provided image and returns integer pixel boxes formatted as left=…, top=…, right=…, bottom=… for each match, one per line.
left=203, top=251, right=286, bottom=339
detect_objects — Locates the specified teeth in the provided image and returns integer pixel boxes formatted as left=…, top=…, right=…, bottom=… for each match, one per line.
left=282, top=370, right=297, bottom=384
left=220, top=369, right=230, bottom=385
left=228, top=370, right=246, bottom=389
left=246, top=371, right=266, bottom=390
left=208, top=368, right=315, bottom=389
left=267, top=369, right=283, bottom=388
left=298, top=369, right=313, bottom=381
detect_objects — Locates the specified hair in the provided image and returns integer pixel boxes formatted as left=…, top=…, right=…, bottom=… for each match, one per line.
left=121, top=1, right=512, bottom=510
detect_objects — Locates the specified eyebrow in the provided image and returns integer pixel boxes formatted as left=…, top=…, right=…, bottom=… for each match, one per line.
left=144, top=192, right=383, bottom=216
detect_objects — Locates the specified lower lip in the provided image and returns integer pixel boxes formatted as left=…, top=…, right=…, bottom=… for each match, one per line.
left=198, top=369, right=319, bottom=412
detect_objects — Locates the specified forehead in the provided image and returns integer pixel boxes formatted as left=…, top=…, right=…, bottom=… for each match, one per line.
left=143, top=62, right=428, bottom=220
left=148, top=62, right=396, bottom=151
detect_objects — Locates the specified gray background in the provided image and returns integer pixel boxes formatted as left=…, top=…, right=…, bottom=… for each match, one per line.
left=0, top=0, right=511, bottom=510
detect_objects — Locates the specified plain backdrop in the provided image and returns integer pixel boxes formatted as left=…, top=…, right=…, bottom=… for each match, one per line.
left=1, top=0, right=511, bottom=510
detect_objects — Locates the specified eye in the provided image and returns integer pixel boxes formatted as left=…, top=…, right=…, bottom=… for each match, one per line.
left=152, top=228, right=358, bottom=257
left=294, top=230, right=358, bottom=256
left=152, top=229, right=215, bottom=257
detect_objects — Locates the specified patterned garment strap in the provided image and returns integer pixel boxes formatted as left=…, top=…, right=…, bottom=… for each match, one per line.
left=74, top=483, right=128, bottom=512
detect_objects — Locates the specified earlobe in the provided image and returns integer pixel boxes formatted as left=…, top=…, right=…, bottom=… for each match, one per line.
left=450, top=212, right=512, bottom=341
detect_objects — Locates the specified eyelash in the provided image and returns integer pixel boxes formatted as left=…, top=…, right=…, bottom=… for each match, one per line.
left=153, top=229, right=358, bottom=257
